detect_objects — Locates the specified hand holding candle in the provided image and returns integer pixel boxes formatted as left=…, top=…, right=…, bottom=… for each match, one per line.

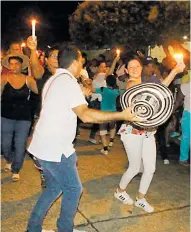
left=32, top=19, right=36, bottom=40
left=116, top=48, right=121, bottom=57
left=173, top=54, right=186, bottom=74
left=174, top=53, right=184, bottom=64
left=21, top=42, right=26, bottom=48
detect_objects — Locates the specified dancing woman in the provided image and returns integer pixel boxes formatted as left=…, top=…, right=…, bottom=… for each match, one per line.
left=114, top=56, right=185, bottom=212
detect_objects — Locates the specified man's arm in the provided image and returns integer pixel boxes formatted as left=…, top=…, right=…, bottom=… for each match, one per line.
left=72, top=104, right=142, bottom=124
left=161, top=63, right=185, bottom=87
left=27, top=36, right=44, bottom=79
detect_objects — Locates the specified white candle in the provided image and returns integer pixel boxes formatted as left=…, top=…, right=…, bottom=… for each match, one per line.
left=174, top=54, right=184, bottom=64
left=21, top=42, right=26, bottom=48
left=32, top=20, right=36, bottom=40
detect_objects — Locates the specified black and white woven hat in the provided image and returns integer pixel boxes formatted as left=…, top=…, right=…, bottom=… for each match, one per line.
left=120, top=83, right=174, bottom=128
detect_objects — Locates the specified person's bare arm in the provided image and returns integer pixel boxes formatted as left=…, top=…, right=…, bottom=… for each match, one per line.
left=72, top=104, right=142, bottom=124
left=106, top=55, right=120, bottom=77
left=27, top=76, right=38, bottom=94
left=27, top=36, right=44, bottom=79
left=1, top=74, right=7, bottom=95
left=161, top=63, right=185, bottom=87
left=154, top=67, right=163, bottom=82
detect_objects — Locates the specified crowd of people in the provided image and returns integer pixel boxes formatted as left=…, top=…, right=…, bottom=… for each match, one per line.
left=1, top=36, right=189, bottom=232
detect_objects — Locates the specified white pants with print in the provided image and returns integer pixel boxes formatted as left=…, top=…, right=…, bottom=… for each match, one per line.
left=120, top=133, right=156, bottom=195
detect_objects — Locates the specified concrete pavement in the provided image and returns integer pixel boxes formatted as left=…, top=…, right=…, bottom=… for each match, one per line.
left=1, top=126, right=190, bottom=232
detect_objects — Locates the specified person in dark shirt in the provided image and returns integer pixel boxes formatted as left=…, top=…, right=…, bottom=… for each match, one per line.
left=1, top=56, right=38, bottom=181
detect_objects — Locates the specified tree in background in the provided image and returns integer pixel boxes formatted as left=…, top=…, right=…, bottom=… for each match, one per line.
left=69, top=1, right=190, bottom=56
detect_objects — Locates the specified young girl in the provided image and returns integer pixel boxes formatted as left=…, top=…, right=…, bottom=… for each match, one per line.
left=114, top=56, right=185, bottom=213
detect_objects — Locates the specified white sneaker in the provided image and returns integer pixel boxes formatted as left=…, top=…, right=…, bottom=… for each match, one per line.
left=164, top=159, right=170, bottom=164
left=89, top=138, right=97, bottom=144
left=100, top=149, right=108, bottom=155
left=109, top=142, right=113, bottom=147
left=134, top=198, right=154, bottom=213
left=73, top=229, right=87, bottom=232
left=114, top=189, right=134, bottom=205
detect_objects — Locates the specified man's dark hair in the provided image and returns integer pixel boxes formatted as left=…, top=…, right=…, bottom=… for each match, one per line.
left=8, top=56, right=23, bottom=64
left=82, top=52, right=88, bottom=68
left=106, top=75, right=117, bottom=88
left=45, top=46, right=59, bottom=58
left=82, top=52, right=87, bottom=59
left=58, top=44, right=80, bottom=69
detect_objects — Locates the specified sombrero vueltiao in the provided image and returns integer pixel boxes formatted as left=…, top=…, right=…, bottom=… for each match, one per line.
left=120, top=83, right=174, bottom=128
left=2, top=54, right=29, bottom=70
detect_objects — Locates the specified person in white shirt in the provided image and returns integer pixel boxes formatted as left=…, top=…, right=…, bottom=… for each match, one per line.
left=114, top=56, right=185, bottom=214
left=88, top=56, right=120, bottom=144
left=26, top=44, right=143, bottom=232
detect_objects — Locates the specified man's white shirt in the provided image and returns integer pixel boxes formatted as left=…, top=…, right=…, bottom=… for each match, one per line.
left=28, top=69, right=87, bottom=162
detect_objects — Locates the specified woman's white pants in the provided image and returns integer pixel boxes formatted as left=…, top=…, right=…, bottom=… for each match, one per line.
left=120, top=133, right=156, bottom=195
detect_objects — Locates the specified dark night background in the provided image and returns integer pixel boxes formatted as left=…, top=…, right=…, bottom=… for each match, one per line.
left=1, top=1, right=80, bottom=50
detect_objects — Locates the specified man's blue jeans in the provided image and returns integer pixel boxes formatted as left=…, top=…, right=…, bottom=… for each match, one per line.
left=1, top=117, right=31, bottom=173
left=27, top=153, right=82, bottom=232
left=180, top=110, right=190, bottom=161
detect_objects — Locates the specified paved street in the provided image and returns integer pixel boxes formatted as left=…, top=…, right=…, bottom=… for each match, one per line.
left=1, top=126, right=190, bottom=232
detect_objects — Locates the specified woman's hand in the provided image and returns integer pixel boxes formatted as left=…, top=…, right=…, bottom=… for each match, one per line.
left=173, top=63, right=186, bottom=74
left=27, top=36, right=37, bottom=51
left=114, top=54, right=120, bottom=63
left=162, top=62, right=186, bottom=87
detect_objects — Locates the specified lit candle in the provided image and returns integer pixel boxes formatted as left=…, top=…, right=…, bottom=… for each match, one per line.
left=174, top=53, right=184, bottom=64
left=32, top=19, right=36, bottom=40
left=21, top=42, right=26, bottom=48
left=116, top=49, right=120, bottom=56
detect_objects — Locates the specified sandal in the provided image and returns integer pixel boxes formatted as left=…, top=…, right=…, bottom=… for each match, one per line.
left=12, top=173, right=20, bottom=182
left=4, top=163, right=12, bottom=172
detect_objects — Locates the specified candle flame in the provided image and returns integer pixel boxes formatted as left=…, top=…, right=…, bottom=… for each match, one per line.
left=32, top=19, right=36, bottom=25
left=116, top=49, right=120, bottom=56
left=174, top=53, right=184, bottom=64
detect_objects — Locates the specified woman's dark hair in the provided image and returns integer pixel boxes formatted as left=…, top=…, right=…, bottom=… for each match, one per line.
left=8, top=56, right=23, bottom=64
left=126, top=54, right=143, bottom=67
left=106, top=75, right=117, bottom=88
left=58, top=44, right=80, bottom=69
